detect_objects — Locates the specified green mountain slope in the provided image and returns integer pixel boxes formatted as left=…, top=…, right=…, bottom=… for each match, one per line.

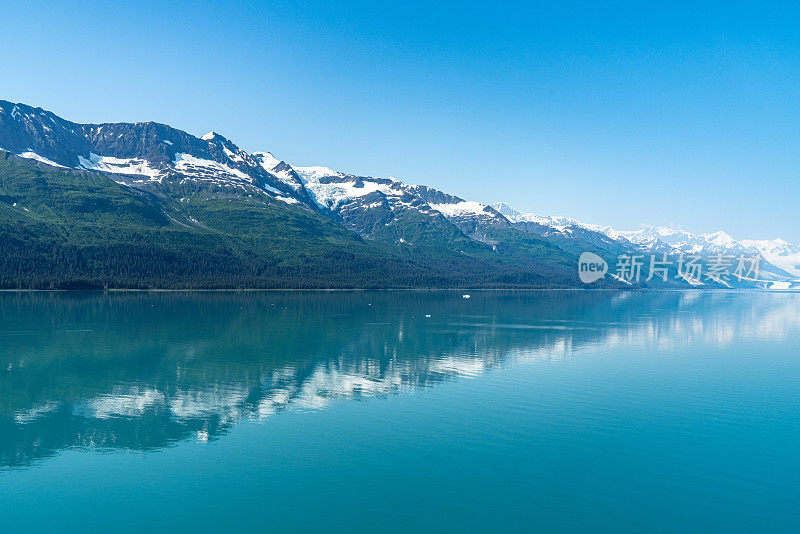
left=0, top=153, right=584, bottom=289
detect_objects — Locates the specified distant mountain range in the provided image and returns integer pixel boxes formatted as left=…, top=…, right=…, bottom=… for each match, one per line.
left=494, top=202, right=800, bottom=288
left=0, top=99, right=796, bottom=289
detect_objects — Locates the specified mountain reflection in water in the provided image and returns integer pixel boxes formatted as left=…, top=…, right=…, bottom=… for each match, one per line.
left=2, top=290, right=799, bottom=468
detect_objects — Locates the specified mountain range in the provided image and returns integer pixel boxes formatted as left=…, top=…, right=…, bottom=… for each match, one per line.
left=0, top=100, right=796, bottom=290
left=494, top=203, right=799, bottom=288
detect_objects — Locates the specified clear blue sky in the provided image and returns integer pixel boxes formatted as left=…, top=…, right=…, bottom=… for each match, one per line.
left=2, top=0, right=799, bottom=240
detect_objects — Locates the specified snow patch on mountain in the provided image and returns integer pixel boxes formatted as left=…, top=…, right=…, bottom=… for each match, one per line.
left=430, top=201, right=491, bottom=217
left=223, top=146, right=246, bottom=164
left=253, top=151, right=280, bottom=171
left=293, top=166, right=343, bottom=181
left=305, top=178, right=401, bottom=209
left=252, top=152, right=305, bottom=191
left=18, top=151, right=66, bottom=168
left=493, top=202, right=625, bottom=239
left=173, top=153, right=252, bottom=183
left=79, top=153, right=163, bottom=180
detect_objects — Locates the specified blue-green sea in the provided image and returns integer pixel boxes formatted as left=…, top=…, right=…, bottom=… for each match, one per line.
left=1, top=291, right=798, bottom=532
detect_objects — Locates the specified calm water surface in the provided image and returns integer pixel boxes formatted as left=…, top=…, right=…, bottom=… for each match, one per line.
left=1, top=291, right=799, bottom=532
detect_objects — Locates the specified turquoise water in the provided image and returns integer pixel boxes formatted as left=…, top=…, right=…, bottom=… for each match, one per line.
left=1, top=291, right=799, bottom=532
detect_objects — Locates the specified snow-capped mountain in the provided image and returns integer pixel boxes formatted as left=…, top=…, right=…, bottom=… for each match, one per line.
left=735, top=239, right=800, bottom=278
left=0, top=101, right=302, bottom=205
left=0, top=98, right=795, bottom=290
left=494, top=202, right=624, bottom=239
left=255, top=153, right=510, bottom=248
left=619, top=226, right=739, bottom=254
left=493, top=202, right=636, bottom=255
left=495, top=202, right=800, bottom=285
left=618, top=227, right=800, bottom=278
left=0, top=99, right=511, bottom=243
left=0, top=99, right=586, bottom=289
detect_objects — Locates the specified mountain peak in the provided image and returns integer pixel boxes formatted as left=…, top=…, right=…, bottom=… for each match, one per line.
left=492, top=202, right=522, bottom=218
left=252, top=151, right=280, bottom=169
left=702, top=230, right=735, bottom=248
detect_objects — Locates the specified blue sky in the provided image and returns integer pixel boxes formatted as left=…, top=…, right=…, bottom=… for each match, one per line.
left=2, top=0, right=799, bottom=240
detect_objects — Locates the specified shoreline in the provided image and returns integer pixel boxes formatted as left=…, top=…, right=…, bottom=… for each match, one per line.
left=0, top=287, right=795, bottom=293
